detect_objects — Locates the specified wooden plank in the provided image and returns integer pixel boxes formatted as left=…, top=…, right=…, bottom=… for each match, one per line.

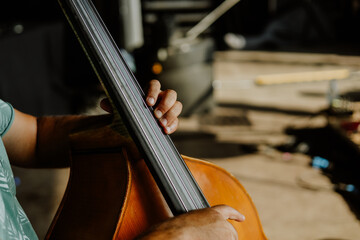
left=215, top=51, right=360, bottom=67
left=255, top=69, right=350, bottom=85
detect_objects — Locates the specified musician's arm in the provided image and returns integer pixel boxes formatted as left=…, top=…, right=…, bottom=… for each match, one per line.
left=3, top=80, right=181, bottom=168
left=3, top=110, right=112, bottom=168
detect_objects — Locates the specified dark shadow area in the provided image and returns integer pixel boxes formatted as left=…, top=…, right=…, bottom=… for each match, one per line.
left=275, top=124, right=360, bottom=219
left=218, top=0, right=360, bottom=55
left=0, top=1, right=122, bottom=116
left=340, top=90, right=360, bottom=102
left=0, top=2, right=120, bottom=238
left=172, top=131, right=257, bottom=159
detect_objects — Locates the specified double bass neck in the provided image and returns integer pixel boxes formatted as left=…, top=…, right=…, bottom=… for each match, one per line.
left=58, top=0, right=210, bottom=215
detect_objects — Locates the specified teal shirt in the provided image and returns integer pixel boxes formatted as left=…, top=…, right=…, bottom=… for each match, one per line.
left=0, top=99, right=38, bottom=240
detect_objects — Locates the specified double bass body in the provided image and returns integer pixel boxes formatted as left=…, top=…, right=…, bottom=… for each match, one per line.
left=46, top=125, right=267, bottom=240
left=50, top=0, right=268, bottom=238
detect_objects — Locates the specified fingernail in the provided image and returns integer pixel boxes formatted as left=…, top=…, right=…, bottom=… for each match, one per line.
left=166, top=126, right=171, bottom=133
left=240, top=215, right=246, bottom=221
left=147, top=97, right=155, bottom=105
left=154, top=110, right=162, bottom=118
left=160, top=118, right=167, bottom=126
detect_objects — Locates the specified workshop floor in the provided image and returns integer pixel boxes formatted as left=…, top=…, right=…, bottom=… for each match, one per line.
left=172, top=51, right=360, bottom=240
left=13, top=50, right=360, bottom=240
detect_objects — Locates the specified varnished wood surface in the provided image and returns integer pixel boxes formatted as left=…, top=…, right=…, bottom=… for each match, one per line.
left=185, top=156, right=267, bottom=240
left=46, top=125, right=266, bottom=239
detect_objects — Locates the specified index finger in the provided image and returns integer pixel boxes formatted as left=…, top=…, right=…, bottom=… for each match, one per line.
left=146, top=79, right=161, bottom=106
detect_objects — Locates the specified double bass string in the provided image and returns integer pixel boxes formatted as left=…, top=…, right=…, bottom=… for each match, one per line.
left=77, top=0, right=196, bottom=212
left=63, top=0, right=210, bottom=214
left=72, top=0, right=188, bottom=209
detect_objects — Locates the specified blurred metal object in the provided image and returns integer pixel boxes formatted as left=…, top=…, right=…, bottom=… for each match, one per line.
left=119, top=0, right=144, bottom=51
left=157, top=37, right=215, bottom=117
left=172, top=0, right=241, bottom=45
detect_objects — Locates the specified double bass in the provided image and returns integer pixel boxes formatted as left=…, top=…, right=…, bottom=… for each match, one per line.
left=46, top=0, right=267, bottom=239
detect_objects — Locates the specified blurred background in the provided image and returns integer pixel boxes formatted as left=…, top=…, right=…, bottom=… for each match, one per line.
left=1, top=0, right=360, bottom=239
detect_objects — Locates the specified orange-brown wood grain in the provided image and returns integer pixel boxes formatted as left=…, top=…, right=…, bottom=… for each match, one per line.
left=46, top=125, right=267, bottom=240
left=184, top=156, right=267, bottom=240
left=115, top=155, right=267, bottom=240
left=114, top=157, right=173, bottom=240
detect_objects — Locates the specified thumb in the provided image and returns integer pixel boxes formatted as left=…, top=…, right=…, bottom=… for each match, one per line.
left=212, top=205, right=245, bottom=222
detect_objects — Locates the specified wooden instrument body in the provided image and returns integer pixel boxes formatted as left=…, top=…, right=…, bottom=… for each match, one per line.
left=50, top=1, right=267, bottom=239
left=46, top=126, right=267, bottom=240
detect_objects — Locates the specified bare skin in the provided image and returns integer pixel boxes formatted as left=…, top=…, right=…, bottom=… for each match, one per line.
left=3, top=80, right=181, bottom=167
left=138, top=205, right=245, bottom=240
left=146, top=79, right=182, bottom=135
left=100, top=79, right=182, bottom=135
left=2, top=79, right=245, bottom=239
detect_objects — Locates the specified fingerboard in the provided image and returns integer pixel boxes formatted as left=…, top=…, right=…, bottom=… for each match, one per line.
left=58, top=0, right=210, bottom=215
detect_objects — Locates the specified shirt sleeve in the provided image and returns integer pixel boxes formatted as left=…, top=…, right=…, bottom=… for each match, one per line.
left=0, top=99, right=15, bottom=137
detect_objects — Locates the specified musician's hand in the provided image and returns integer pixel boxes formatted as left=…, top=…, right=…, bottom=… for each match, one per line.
left=137, top=205, right=245, bottom=240
left=146, top=79, right=182, bottom=134
left=99, top=79, right=182, bottom=134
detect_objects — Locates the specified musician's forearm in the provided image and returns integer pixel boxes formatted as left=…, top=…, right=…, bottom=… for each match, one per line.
left=5, top=111, right=113, bottom=168
left=34, top=114, right=113, bottom=168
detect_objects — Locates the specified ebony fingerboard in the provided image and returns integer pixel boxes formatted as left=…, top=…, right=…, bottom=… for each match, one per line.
left=58, top=0, right=210, bottom=215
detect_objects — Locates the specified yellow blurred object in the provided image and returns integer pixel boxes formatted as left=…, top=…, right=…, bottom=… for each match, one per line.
left=255, top=69, right=350, bottom=85
left=152, top=62, right=163, bottom=75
